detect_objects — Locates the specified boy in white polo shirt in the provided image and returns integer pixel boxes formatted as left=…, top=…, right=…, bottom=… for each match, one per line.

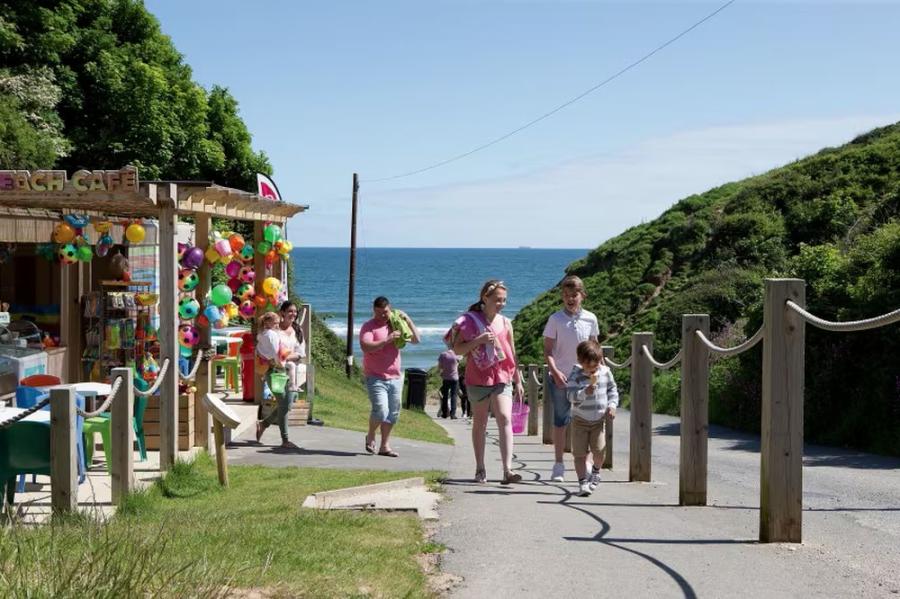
left=542, top=275, right=601, bottom=482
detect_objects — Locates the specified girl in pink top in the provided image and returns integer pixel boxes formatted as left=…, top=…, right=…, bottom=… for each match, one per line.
left=451, top=280, right=525, bottom=484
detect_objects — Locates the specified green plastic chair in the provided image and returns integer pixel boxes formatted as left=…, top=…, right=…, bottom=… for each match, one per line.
left=83, top=393, right=149, bottom=471
left=0, top=421, right=51, bottom=508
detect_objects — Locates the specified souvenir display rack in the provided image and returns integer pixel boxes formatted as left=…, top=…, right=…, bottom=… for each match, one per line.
left=81, top=280, right=156, bottom=381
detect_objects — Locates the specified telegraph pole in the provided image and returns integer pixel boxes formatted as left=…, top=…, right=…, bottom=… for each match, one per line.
left=345, top=173, right=359, bottom=378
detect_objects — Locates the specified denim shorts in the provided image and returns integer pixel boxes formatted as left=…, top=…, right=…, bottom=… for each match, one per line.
left=365, top=375, right=404, bottom=424
left=547, top=383, right=571, bottom=427
left=467, top=382, right=513, bottom=404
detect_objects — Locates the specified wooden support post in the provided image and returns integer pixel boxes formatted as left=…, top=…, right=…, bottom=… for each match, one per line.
left=679, top=315, right=709, bottom=506
left=193, top=214, right=212, bottom=449
left=110, top=367, right=134, bottom=504
left=760, top=279, right=805, bottom=543
left=213, top=420, right=229, bottom=487
left=629, top=333, right=653, bottom=482
left=541, top=364, right=553, bottom=444
left=158, top=196, right=179, bottom=470
left=601, top=346, right=615, bottom=470
left=527, top=364, right=539, bottom=436
left=50, top=386, right=77, bottom=515
left=253, top=221, right=266, bottom=406
left=60, top=261, right=79, bottom=382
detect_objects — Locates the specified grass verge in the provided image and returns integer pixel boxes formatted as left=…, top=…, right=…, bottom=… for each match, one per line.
left=1, top=453, right=446, bottom=598
left=314, top=367, right=453, bottom=445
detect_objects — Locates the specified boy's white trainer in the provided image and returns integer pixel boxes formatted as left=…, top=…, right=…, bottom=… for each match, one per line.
left=577, top=479, right=592, bottom=497
left=588, top=470, right=601, bottom=490
left=550, top=462, right=565, bottom=482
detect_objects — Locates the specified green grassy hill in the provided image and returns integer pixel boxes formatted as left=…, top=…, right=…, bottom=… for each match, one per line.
left=515, top=122, right=900, bottom=455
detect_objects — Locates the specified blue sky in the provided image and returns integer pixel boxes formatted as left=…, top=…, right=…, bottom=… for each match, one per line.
left=146, top=0, right=900, bottom=248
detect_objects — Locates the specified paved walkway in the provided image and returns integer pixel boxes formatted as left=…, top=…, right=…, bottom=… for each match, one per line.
left=435, top=411, right=900, bottom=598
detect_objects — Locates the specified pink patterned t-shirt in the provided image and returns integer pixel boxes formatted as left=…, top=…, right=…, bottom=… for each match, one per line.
left=458, top=312, right=517, bottom=386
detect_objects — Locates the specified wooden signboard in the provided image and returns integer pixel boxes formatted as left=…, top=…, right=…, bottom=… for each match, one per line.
left=0, top=167, right=138, bottom=194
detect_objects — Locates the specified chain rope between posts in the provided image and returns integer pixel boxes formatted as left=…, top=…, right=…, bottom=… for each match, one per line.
left=605, top=356, right=632, bottom=369
left=0, top=397, right=50, bottom=429
left=179, top=351, right=206, bottom=382
left=77, top=375, right=124, bottom=418
left=135, top=357, right=171, bottom=397
left=786, top=301, right=900, bottom=332
left=641, top=346, right=682, bottom=370
left=695, top=326, right=764, bottom=358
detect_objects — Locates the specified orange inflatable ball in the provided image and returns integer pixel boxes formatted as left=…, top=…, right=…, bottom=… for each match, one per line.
left=253, top=295, right=268, bottom=308
left=53, top=222, right=76, bottom=244
left=125, top=222, right=146, bottom=244
left=228, top=233, right=245, bottom=253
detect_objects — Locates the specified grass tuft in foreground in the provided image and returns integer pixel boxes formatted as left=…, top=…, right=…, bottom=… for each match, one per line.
left=0, top=453, right=445, bottom=598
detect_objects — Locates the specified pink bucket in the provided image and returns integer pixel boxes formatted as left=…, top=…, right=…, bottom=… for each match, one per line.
left=511, top=397, right=529, bottom=435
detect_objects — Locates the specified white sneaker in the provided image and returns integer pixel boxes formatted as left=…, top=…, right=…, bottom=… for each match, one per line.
left=588, top=470, right=601, bottom=491
left=550, top=462, right=565, bottom=482
left=577, top=479, right=592, bottom=497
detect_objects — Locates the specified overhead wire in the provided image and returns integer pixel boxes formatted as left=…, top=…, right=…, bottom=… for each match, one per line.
left=364, top=0, right=736, bottom=184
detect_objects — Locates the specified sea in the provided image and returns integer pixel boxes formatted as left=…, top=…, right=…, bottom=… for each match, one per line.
left=290, top=247, right=588, bottom=370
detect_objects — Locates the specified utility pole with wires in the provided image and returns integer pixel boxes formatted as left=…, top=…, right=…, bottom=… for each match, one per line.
left=345, top=173, right=359, bottom=378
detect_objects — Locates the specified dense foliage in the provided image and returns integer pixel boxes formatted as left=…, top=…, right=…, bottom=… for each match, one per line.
left=0, top=0, right=270, bottom=190
left=515, top=123, right=900, bottom=455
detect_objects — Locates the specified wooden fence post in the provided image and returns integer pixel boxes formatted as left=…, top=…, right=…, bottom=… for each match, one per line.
left=110, top=367, right=135, bottom=504
left=760, top=278, right=805, bottom=543
left=541, top=364, right=553, bottom=444
left=630, top=333, right=653, bottom=482
left=194, top=213, right=212, bottom=450
left=158, top=193, right=179, bottom=470
left=601, top=346, right=615, bottom=470
left=527, top=364, right=539, bottom=436
left=50, top=386, right=77, bottom=515
left=680, top=315, right=709, bottom=506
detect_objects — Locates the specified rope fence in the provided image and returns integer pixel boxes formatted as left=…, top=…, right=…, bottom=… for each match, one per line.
left=695, top=326, right=764, bottom=358
left=76, top=375, right=124, bottom=418
left=641, top=346, right=682, bottom=370
left=179, top=352, right=205, bottom=382
left=135, top=357, right=171, bottom=397
left=605, top=356, right=632, bottom=369
left=786, top=301, right=900, bottom=332
left=0, top=397, right=50, bottom=429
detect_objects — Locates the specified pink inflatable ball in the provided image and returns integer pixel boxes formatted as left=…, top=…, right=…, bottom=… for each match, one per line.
left=178, top=269, right=200, bottom=292
left=226, top=277, right=241, bottom=293
left=214, top=238, right=232, bottom=257
left=239, top=245, right=254, bottom=262
left=239, top=300, right=256, bottom=318
left=181, top=246, right=204, bottom=270
left=225, top=260, right=242, bottom=278
left=178, top=324, right=200, bottom=348
left=237, top=283, right=255, bottom=302
left=239, top=266, right=255, bottom=284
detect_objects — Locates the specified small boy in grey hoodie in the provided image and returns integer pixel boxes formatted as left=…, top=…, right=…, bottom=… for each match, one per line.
left=566, top=340, right=619, bottom=497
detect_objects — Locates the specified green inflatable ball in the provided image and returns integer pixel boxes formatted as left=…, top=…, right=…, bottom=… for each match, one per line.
left=256, top=241, right=271, bottom=255
left=77, top=245, right=93, bottom=262
left=210, top=283, right=233, bottom=307
left=263, top=224, right=282, bottom=243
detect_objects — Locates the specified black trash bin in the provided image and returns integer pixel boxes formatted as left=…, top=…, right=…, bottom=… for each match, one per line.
left=404, top=368, right=428, bottom=410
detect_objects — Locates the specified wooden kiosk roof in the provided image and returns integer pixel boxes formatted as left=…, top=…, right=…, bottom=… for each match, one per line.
left=0, top=180, right=307, bottom=223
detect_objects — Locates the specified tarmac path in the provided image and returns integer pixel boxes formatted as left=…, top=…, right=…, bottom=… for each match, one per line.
left=435, top=411, right=900, bottom=598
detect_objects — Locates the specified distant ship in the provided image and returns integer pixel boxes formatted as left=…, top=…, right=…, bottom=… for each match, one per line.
left=518, top=245, right=532, bottom=249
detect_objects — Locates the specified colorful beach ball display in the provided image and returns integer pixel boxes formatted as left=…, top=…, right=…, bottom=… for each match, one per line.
left=178, top=269, right=200, bottom=292
left=237, top=283, right=255, bottom=302
left=239, top=300, right=256, bottom=318
left=178, top=296, right=201, bottom=320
left=239, top=266, right=255, bottom=284
left=239, top=245, right=254, bottom=262
left=178, top=324, right=200, bottom=348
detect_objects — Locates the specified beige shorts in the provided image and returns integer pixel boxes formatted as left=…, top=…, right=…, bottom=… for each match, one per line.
left=572, top=416, right=607, bottom=458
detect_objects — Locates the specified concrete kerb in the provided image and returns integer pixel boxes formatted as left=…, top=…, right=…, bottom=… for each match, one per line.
left=302, top=476, right=441, bottom=520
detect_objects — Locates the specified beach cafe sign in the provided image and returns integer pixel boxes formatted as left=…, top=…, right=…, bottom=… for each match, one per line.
left=0, top=167, right=138, bottom=194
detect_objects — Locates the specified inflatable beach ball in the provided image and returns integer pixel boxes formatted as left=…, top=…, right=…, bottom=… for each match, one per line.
left=239, top=266, right=255, bottom=284
left=58, top=244, right=78, bottom=264
left=178, top=324, right=200, bottom=348
left=178, top=296, right=201, bottom=320
left=53, top=223, right=76, bottom=244
left=178, top=269, right=200, bottom=292
left=237, top=283, right=255, bottom=302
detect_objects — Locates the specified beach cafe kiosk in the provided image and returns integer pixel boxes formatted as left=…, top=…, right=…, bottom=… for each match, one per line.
left=0, top=167, right=306, bottom=468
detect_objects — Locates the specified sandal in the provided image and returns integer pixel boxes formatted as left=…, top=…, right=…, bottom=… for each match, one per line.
left=474, top=469, right=487, bottom=484
left=280, top=440, right=300, bottom=450
left=255, top=421, right=265, bottom=443
left=365, top=436, right=376, bottom=454
left=501, top=471, right=522, bottom=485
left=378, top=449, right=399, bottom=458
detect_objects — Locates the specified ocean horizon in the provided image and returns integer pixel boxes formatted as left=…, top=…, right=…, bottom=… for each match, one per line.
left=291, top=247, right=588, bottom=370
